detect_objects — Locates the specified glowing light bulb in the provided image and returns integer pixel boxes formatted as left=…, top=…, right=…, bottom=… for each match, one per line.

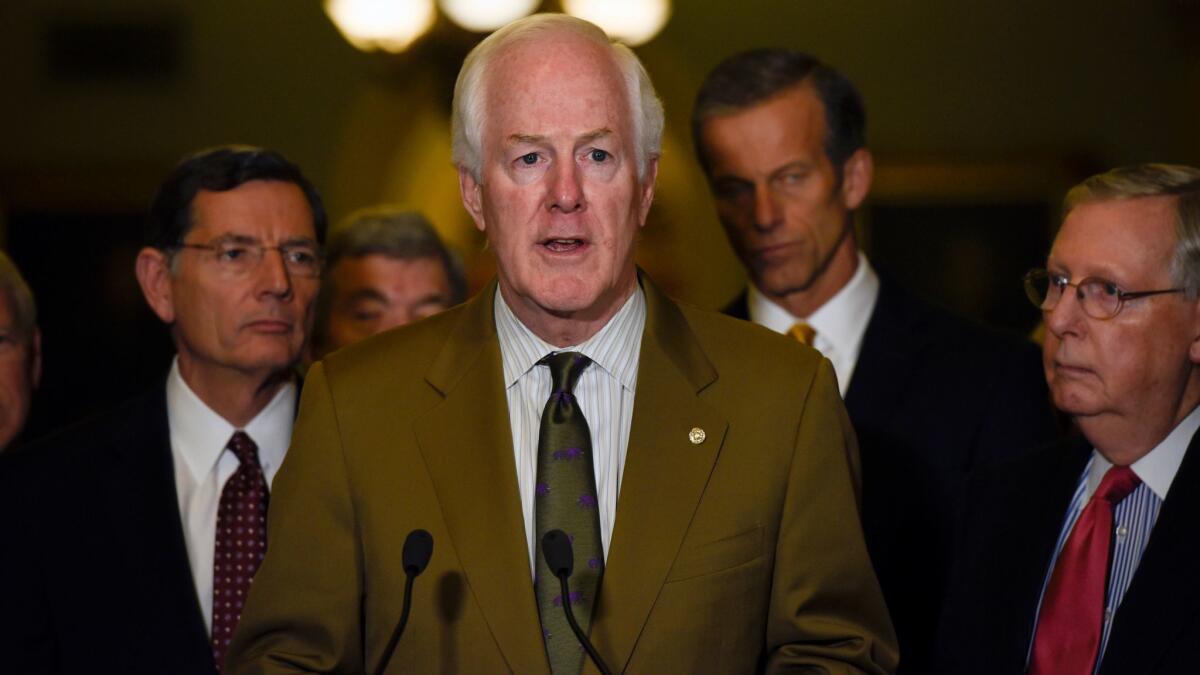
left=438, top=0, right=539, bottom=32
left=562, top=0, right=671, bottom=46
left=324, top=0, right=437, bottom=53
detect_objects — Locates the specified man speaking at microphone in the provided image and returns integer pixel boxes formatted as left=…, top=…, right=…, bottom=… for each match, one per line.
left=228, top=13, right=896, bottom=675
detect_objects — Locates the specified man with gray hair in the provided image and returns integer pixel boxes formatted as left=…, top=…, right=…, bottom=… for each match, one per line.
left=937, top=164, right=1200, bottom=675
left=0, top=250, right=39, bottom=452
left=312, top=207, right=466, bottom=358
left=230, top=12, right=896, bottom=675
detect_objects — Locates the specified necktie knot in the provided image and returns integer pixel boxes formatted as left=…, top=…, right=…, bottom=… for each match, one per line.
left=227, top=431, right=260, bottom=468
left=539, top=351, right=592, bottom=395
left=1095, top=465, right=1141, bottom=505
left=788, top=322, right=816, bottom=346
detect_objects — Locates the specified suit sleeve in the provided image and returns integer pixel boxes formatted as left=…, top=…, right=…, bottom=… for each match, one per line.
left=226, top=361, right=365, bottom=674
left=764, top=359, right=900, bottom=674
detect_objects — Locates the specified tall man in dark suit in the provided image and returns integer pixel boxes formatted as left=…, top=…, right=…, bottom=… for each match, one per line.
left=691, top=49, right=1060, bottom=673
left=0, top=146, right=325, bottom=674
left=937, top=164, right=1200, bottom=675
left=228, top=14, right=897, bottom=675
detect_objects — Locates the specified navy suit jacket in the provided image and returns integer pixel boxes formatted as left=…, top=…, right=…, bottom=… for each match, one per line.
left=0, top=384, right=217, bottom=675
left=726, top=278, right=1059, bottom=674
left=936, top=427, right=1200, bottom=674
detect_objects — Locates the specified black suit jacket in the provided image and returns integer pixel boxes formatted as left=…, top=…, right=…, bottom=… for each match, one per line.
left=726, top=279, right=1059, bottom=674
left=0, top=383, right=216, bottom=675
left=936, top=427, right=1200, bottom=674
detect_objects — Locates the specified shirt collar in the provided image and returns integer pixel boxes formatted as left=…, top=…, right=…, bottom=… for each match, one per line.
left=748, top=251, right=880, bottom=349
left=166, top=357, right=297, bottom=481
left=494, top=286, right=646, bottom=392
left=1087, top=404, right=1200, bottom=501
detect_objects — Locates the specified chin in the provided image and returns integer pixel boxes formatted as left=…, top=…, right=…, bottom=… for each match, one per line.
left=1051, top=386, right=1104, bottom=418
left=526, top=278, right=606, bottom=314
left=236, top=347, right=300, bottom=376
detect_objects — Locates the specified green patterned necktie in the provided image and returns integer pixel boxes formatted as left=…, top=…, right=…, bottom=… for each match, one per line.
left=534, top=351, right=604, bottom=675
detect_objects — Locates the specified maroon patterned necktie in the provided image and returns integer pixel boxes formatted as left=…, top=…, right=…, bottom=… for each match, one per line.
left=210, top=431, right=269, bottom=672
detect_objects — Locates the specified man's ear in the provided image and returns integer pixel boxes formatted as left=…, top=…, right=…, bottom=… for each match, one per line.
left=135, top=247, right=177, bottom=324
left=840, top=148, right=874, bottom=211
left=637, top=157, right=659, bottom=228
left=458, top=166, right=487, bottom=233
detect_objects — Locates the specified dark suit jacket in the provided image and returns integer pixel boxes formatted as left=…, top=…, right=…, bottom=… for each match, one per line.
left=936, top=427, right=1200, bottom=674
left=227, top=277, right=899, bottom=674
left=726, top=279, right=1059, bottom=674
left=0, top=383, right=217, bottom=675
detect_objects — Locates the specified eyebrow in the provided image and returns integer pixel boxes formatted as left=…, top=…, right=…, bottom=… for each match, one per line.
left=712, top=160, right=814, bottom=186
left=506, top=128, right=614, bottom=146
left=344, top=288, right=389, bottom=305
left=412, top=293, right=450, bottom=307
left=212, top=233, right=318, bottom=247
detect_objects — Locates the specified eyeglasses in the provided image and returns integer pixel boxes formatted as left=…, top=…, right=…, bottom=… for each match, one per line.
left=174, top=238, right=323, bottom=279
left=1023, top=268, right=1184, bottom=320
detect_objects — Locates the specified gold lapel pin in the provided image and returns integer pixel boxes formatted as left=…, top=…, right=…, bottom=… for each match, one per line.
left=688, top=427, right=706, bottom=445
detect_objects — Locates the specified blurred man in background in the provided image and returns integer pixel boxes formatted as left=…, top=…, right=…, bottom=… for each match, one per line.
left=312, top=207, right=465, bottom=357
left=692, top=48, right=1059, bottom=673
left=0, top=250, right=39, bottom=452
left=0, top=145, right=324, bottom=675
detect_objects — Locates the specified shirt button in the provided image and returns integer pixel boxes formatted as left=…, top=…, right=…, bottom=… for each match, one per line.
left=1104, top=609, right=1113, bottom=623
left=1116, top=525, right=1129, bottom=537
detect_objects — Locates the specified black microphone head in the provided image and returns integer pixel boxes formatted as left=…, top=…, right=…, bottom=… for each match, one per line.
left=542, top=529, right=574, bottom=578
left=402, top=529, right=434, bottom=576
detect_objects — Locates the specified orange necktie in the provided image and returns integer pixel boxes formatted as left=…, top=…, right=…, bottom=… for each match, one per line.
left=788, top=322, right=816, bottom=346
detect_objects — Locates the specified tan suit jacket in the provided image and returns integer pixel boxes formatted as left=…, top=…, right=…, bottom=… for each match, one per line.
left=227, top=277, right=898, bottom=674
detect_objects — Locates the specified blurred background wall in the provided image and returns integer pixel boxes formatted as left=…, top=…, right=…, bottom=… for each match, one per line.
left=2, top=0, right=1198, bottom=437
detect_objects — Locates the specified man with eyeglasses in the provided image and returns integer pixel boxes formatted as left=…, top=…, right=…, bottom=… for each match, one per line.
left=0, top=145, right=324, bottom=675
left=937, top=164, right=1200, bottom=675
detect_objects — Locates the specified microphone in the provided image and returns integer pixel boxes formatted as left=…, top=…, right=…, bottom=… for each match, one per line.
left=374, top=529, right=434, bottom=675
left=541, top=529, right=614, bottom=675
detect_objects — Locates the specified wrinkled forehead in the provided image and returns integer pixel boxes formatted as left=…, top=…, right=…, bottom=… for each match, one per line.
left=1050, top=196, right=1178, bottom=278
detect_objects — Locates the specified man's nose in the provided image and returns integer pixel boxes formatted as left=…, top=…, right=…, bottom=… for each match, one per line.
left=753, top=184, right=782, bottom=230
left=256, top=248, right=295, bottom=300
left=1044, top=286, right=1085, bottom=338
left=548, top=160, right=585, bottom=213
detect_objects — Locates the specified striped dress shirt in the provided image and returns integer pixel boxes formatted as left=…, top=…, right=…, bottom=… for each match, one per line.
left=494, top=287, right=645, bottom=578
left=1028, top=405, right=1200, bottom=672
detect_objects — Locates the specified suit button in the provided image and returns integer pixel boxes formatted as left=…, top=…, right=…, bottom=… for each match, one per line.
left=688, top=427, right=706, bottom=444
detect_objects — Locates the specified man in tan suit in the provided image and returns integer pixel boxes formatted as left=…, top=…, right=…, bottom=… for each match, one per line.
left=228, top=13, right=896, bottom=675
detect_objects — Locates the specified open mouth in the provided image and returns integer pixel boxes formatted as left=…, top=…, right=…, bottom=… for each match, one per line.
left=542, top=238, right=586, bottom=253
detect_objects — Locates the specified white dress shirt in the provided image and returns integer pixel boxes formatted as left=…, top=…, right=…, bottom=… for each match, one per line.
left=494, top=287, right=645, bottom=578
left=748, top=251, right=880, bottom=395
left=166, top=358, right=296, bottom=635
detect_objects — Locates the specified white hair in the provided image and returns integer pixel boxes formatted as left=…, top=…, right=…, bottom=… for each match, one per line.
left=451, top=13, right=664, bottom=183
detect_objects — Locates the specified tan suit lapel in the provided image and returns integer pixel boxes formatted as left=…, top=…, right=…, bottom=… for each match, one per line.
left=589, top=277, right=729, bottom=674
left=413, top=284, right=550, bottom=675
